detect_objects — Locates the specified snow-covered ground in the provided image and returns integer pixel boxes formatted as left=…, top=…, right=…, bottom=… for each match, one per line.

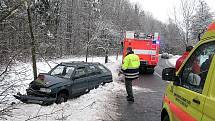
left=167, top=55, right=181, bottom=67
left=1, top=55, right=156, bottom=121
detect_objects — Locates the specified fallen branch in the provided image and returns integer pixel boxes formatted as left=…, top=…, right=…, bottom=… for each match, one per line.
left=0, top=49, right=24, bottom=77
left=25, top=108, right=63, bottom=121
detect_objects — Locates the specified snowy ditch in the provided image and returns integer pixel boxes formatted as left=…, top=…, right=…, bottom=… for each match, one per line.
left=1, top=56, right=156, bottom=121
left=167, top=55, right=181, bottom=67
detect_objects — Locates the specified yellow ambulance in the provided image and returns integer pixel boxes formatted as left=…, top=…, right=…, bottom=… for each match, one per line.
left=161, top=21, right=215, bottom=121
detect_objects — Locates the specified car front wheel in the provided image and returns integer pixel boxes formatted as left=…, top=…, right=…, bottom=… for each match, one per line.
left=101, top=82, right=106, bottom=86
left=55, top=93, right=68, bottom=104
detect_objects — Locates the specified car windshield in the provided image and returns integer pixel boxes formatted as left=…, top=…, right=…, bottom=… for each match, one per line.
left=50, top=65, right=75, bottom=79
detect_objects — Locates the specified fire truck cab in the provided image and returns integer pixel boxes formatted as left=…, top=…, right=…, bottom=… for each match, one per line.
left=122, top=31, right=160, bottom=74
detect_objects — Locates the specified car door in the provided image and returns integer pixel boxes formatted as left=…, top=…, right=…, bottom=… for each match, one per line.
left=49, top=65, right=75, bottom=92
left=201, top=42, right=215, bottom=121
left=72, top=67, right=88, bottom=95
left=97, top=64, right=112, bottom=83
left=86, top=65, right=101, bottom=89
left=202, top=61, right=215, bottom=121
left=61, top=66, right=75, bottom=96
left=172, top=41, right=215, bottom=121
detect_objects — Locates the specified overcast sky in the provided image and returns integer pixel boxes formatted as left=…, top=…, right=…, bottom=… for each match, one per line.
left=129, top=0, right=215, bottom=23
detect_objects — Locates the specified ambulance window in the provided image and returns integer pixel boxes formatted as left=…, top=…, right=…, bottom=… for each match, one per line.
left=179, top=42, right=215, bottom=93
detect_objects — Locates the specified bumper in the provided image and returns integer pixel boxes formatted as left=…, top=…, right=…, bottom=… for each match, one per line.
left=14, top=91, right=56, bottom=105
left=140, top=61, right=157, bottom=68
left=26, top=88, right=53, bottom=97
left=140, top=61, right=148, bottom=66
left=14, top=93, right=56, bottom=104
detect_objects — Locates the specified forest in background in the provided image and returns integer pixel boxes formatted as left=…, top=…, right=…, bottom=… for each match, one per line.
left=0, top=0, right=214, bottom=64
left=0, top=0, right=214, bottom=119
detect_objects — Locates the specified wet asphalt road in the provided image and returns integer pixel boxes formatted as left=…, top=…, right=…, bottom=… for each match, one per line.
left=115, top=58, right=172, bottom=121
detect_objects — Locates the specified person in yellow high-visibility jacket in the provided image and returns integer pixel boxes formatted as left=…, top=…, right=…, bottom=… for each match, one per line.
left=120, top=47, right=140, bottom=102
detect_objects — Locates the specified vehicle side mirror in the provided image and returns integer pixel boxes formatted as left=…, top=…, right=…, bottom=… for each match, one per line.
left=162, top=67, right=177, bottom=81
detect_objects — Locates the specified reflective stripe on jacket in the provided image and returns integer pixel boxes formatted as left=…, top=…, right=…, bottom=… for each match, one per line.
left=123, top=69, right=139, bottom=79
left=122, top=54, right=140, bottom=79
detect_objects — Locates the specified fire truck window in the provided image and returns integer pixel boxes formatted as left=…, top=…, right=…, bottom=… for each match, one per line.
left=179, top=42, right=215, bottom=93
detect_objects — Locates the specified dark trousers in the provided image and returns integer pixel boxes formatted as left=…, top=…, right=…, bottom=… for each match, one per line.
left=125, top=78, right=134, bottom=99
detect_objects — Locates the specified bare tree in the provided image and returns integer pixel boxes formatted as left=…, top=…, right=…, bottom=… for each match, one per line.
left=191, top=0, right=213, bottom=42
left=172, top=0, right=197, bottom=47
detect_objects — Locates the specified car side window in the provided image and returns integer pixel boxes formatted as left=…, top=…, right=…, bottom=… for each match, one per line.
left=74, top=67, right=87, bottom=79
left=50, top=65, right=75, bottom=79
left=179, top=42, right=215, bottom=93
left=62, top=66, right=75, bottom=79
left=87, top=65, right=100, bottom=76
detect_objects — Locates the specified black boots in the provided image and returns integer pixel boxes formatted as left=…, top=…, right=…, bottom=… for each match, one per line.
left=126, top=96, right=134, bottom=102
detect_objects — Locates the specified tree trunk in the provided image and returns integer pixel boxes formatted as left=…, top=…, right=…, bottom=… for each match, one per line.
left=86, top=5, right=91, bottom=62
left=105, top=49, right=108, bottom=63
left=27, top=4, right=37, bottom=80
left=116, top=49, right=119, bottom=60
left=86, top=45, right=89, bottom=62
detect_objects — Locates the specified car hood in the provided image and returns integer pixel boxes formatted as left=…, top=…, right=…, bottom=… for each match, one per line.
left=34, top=74, right=68, bottom=87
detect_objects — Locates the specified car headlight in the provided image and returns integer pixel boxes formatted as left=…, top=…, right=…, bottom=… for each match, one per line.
left=39, top=88, right=51, bottom=93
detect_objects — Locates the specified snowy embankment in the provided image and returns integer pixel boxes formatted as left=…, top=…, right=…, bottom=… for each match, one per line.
left=1, top=56, right=122, bottom=121
left=167, top=55, right=181, bottom=67
left=1, top=55, right=156, bottom=121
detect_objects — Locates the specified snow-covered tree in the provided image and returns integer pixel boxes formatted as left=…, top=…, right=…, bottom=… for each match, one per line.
left=191, top=0, right=213, bottom=42
left=172, top=0, right=197, bottom=47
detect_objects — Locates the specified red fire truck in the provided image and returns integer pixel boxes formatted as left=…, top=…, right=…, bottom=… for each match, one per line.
left=122, top=31, right=160, bottom=74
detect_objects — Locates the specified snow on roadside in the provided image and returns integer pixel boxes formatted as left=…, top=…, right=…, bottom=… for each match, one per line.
left=8, top=82, right=124, bottom=121
left=3, top=56, right=124, bottom=121
left=168, top=55, right=181, bottom=67
left=2, top=55, right=157, bottom=121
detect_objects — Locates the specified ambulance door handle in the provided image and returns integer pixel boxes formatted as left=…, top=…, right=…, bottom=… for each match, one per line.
left=192, top=98, right=200, bottom=104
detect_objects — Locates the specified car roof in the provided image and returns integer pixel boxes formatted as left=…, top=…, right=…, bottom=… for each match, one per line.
left=60, top=61, right=100, bottom=67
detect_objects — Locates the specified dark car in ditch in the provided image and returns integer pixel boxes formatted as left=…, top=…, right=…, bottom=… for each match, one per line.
left=14, top=62, right=113, bottom=105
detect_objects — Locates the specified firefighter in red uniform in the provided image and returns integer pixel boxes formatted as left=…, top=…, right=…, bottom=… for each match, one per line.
left=175, top=46, right=193, bottom=71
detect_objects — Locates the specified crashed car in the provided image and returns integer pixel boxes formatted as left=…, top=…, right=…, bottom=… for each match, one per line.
left=14, top=62, right=113, bottom=105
